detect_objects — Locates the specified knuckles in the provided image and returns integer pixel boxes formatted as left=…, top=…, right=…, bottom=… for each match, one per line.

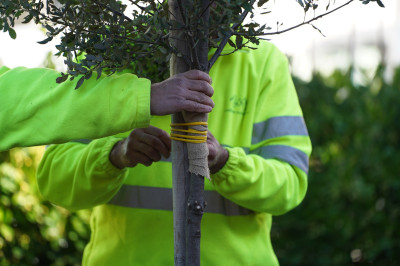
left=142, top=159, right=153, bottom=167
left=171, top=77, right=185, bottom=88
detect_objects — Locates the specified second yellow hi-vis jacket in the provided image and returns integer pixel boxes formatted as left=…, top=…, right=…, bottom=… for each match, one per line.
left=37, top=40, right=312, bottom=266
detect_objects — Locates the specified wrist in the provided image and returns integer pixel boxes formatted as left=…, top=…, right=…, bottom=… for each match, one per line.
left=109, top=140, right=126, bottom=169
left=149, top=82, right=159, bottom=115
left=209, top=148, right=229, bottom=174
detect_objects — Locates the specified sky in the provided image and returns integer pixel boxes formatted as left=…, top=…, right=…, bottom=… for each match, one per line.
left=0, top=0, right=397, bottom=79
left=258, top=0, right=398, bottom=79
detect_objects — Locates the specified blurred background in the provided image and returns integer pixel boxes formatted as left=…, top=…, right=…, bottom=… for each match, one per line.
left=1, top=0, right=399, bottom=265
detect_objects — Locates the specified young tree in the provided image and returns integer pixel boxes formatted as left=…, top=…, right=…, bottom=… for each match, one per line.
left=0, top=0, right=384, bottom=265
left=168, top=1, right=210, bottom=264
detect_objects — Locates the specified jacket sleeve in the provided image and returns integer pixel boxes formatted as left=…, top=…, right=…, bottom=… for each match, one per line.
left=211, top=46, right=312, bottom=216
left=36, top=137, right=126, bottom=211
left=0, top=66, right=151, bottom=151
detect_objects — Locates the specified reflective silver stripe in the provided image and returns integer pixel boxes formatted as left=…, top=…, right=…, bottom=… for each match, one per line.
left=251, top=145, right=309, bottom=174
left=70, top=139, right=92, bottom=144
left=252, top=116, right=309, bottom=144
left=223, top=144, right=250, bottom=154
left=46, top=138, right=92, bottom=149
left=108, top=185, right=253, bottom=216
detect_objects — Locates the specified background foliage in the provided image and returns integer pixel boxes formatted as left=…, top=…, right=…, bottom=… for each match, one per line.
left=0, top=147, right=90, bottom=265
left=1, top=64, right=398, bottom=265
left=273, top=65, right=400, bottom=265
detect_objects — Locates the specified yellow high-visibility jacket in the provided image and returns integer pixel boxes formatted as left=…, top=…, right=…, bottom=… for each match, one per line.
left=37, top=41, right=312, bottom=265
left=0, top=66, right=150, bottom=151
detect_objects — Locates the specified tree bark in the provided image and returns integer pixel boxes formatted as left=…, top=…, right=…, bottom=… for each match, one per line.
left=169, top=1, right=191, bottom=265
left=169, top=1, right=209, bottom=265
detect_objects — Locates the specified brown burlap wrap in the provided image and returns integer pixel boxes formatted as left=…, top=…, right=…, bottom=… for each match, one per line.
left=183, top=111, right=210, bottom=179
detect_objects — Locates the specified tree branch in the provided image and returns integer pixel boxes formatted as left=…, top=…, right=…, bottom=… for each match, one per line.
left=252, top=0, right=355, bottom=37
left=208, top=0, right=256, bottom=70
left=127, top=0, right=153, bottom=15
left=176, top=0, right=187, bottom=25
left=35, top=9, right=161, bottom=47
left=198, top=0, right=215, bottom=20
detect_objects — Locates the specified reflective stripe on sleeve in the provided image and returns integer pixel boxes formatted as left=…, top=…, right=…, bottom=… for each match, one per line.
left=252, top=116, right=309, bottom=144
left=108, top=185, right=254, bottom=216
left=46, top=138, right=92, bottom=149
left=250, top=145, right=309, bottom=174
left=70, top=139, right=92, bottom=144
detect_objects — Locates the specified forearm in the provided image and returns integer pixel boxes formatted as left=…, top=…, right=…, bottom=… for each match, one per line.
left=0, top=66, right=150, bottom=151
left=37, top=137, right=127, bottom=211
left=211, top=146, right=309, bottom=215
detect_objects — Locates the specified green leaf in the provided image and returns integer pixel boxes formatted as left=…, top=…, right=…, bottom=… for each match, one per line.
left=236, top=35, right=243, bottom=48
left=74, top=64, right=87, bottom=74
left=304, top=2, right=311, bottom=12
left=326, top=2, right=330, bottom=10
left=75, top=76, right=85, bottom=90
left=8, top=28, right=16, bottom=39
left=96, top=68, right=103, bottom=80
left=45, top=24, right=55, bottom=33
left=227, top=39, right=236, bottom=48
left=85, top=71, right=92, bottom=80
left=3, top=21, right=9, bottom=32
left=376, top=0, right=385, bottom=7
left=310, top=23, right=326, bottom=37
left=37, top=37, right=53, bottom=44
left=258, top=0, right=270, bottom=7
left=242, top=2, right=252, bottom=12
left=85, top=54, right=98, bottom=61
left=22, top=14, right=33, bottom=24
left=56, top=73, right=69, bottom=84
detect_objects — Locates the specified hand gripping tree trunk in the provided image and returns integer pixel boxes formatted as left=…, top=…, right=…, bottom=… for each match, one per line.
left=169, top=1, right=210, bottom=265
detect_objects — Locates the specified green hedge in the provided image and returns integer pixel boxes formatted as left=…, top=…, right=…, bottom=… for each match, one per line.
left=0, top=148, right=90, bottom=265
left=1, top=66, right=399, bottom=265
left=273, top=66, right=400, bottom=265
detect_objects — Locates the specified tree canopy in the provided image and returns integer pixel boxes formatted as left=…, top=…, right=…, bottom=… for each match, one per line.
left=0, top=0, right=384, bottom=87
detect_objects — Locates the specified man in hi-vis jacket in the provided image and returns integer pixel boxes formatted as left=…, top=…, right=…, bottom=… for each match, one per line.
left=37, top=40, right=312, bottom=265
left=0, top=67, right=214, bottom=151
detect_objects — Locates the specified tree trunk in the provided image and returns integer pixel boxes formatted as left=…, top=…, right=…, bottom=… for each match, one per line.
left=169, top=1, right=209, bottom=265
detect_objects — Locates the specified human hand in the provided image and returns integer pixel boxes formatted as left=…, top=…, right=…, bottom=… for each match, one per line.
left=207, top=131, right=229, bottom=174
left=109, top=126, right=171, bottom=169
left=150, top=70, right=214, bottom=116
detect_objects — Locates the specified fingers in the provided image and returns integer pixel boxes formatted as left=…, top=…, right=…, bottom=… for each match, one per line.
left=181, top=100, right=213, bottom=113
left=139, top=127, right=171, bottom=158
left=186, top=79, right=214, bottom=97
left=180, top=69, right=212, bottom=85
left=150, top=70, right=214, bottom=115
left=185, top=90, right=215, bottom=107
left=175, top=79, right=215, bottom=113
left=124, top=126, right=171, bottom=167
left=128, top=151, right=152, bottom=167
